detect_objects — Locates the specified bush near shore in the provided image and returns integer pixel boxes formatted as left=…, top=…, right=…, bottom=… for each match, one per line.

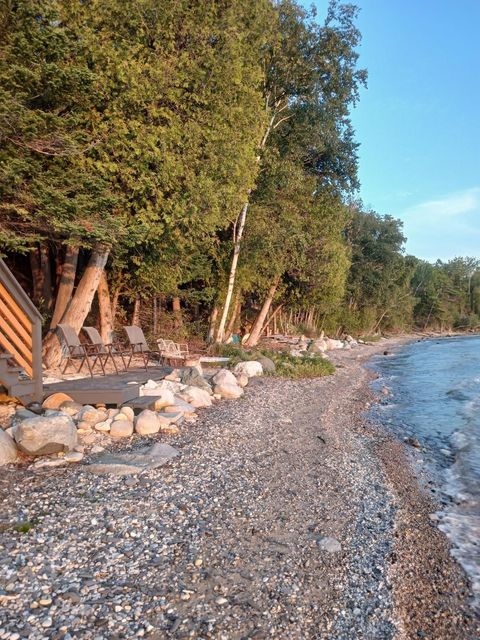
left=215, top=345, right=335, bottom=379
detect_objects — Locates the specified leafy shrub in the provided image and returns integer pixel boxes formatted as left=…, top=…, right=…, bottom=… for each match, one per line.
left=213, top=344, right=334, bottom=378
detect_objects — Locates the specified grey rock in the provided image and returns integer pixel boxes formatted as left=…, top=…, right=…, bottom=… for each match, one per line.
left=135, top=410, right=160, bottom=435
left=316, top=536, right=342, bottom=553
left=235, top=373, right=249, bottom=388
left=11, top=408, right=37, bottom=426
left=255, top=356, right=275, bottom=373
left=177, top=386, right=212, bottom=408
left=405, top=436, right=421, bottom=449
left=110, top=420, right=134, bottom=438
left=212, top=369, right=238, bottom=387
left=0, top=429, right=17, bottom=465
left=59, top=400, right=84, bottom=416
left=180, top=367, right=212, bottom=393
left=77, top=406, right=108, bottom=425
left=213, top=383, right=243, bottom=399
left=85, top=443, right=179, bottom=475
left=233, top=361, right=263, bottom=378
left=14, top=414, right=77, bottom=456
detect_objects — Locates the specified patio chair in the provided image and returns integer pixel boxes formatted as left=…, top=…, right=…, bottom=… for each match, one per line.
left=123, top=325, right=163, bottom=370
left=157, top=338, right=189, bottom=366
left=57, top=324, right=107, bottom=377
left=82, top=326, right=130, bottom=374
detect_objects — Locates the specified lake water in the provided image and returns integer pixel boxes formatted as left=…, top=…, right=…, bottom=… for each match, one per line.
left=370, top=335, right=480, bottom=611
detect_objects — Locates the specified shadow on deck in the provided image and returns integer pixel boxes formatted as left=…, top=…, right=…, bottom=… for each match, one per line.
left=43, top=366, right=169, bottom=406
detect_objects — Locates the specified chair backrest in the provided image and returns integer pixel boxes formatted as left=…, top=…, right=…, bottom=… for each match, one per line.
left=124, top=325, right=148, bottom=352
left=83, top=327, right=107, bottom=353
left=157, top=338, right=167, bottom=352
left=57, top=324, right=83, bottom=356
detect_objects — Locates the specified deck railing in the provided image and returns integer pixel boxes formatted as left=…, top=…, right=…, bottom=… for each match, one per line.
left=0, top=258, right=43, bottom=401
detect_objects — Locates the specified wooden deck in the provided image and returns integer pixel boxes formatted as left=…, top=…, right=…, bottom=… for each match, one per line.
left=43, top=366, right=169, bottom=406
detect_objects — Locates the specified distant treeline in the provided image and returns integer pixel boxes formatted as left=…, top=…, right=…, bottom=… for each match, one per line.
left=0, top=1, right=477, bottom=365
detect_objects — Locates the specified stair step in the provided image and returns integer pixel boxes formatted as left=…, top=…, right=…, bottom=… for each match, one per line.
left=9, top=380, right=35, bottom=396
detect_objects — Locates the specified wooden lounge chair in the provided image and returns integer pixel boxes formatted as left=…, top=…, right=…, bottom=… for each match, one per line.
left=82, top=326, right=130, bottom=374
left=123, top=325, right=162, bottom=370
left=57, top=324, right=107, bottom=377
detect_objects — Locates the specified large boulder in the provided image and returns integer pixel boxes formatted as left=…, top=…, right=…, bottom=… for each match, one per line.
left=180, top=368, right=212, bottom=394
left=76, top=405, right=108, bottom=425
left=155, top=380, right=186, bottom=394
left=171, top=397, right=198, bottom=417
left=233, top=361, right=263, bottom=378
left=325, top=338, right=343, bottom=351
left=214, top=383, right=244, bottom=399
left=255, top=355, right=275, bottom=373
left=140, top=380, right=164, bottom=397
left=235, top=373, right=249, bottom=388
left=212, top=369, right=237, bottom=387
left=11, top=408, right=37, bottom=427
left=149, top=388, right=175, bottom=408
left=120, top=406, right=135, bottom=422
left=177, top=386, right=212, bottom=408
left=14, top=415, right=77, bottom=456
left=135, top=410, right=160, bottom=435
left=42, top=392, right=74, bottom=410
left=110, top=420, right=134, bottom=438
left=0, top=429, right=18, bottom=465
left=59, top=400, right=83, bottom=416
left=308, top=339, right=327, bottom=354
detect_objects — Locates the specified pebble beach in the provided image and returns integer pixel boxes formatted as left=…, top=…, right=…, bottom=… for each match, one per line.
left=0, top=339, right=478, bottom=639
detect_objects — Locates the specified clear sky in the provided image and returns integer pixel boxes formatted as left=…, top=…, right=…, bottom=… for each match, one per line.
left=311, top=0, right=480, bottom=262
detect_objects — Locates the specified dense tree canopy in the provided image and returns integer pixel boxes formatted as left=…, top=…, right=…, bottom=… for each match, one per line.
left=0, top=0, right=477, bottom=357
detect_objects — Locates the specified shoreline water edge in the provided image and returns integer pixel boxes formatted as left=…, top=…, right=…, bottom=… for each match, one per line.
left=361, top=334, right=479, bottom=638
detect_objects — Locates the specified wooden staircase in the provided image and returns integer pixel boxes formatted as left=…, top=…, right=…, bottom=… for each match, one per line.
left=0, top=258, right=43, bottom=403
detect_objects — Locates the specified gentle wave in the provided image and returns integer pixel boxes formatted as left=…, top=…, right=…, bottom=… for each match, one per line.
left=371, top=336, right=480, bottom=611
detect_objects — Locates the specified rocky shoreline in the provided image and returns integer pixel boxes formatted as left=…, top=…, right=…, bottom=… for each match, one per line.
left=0, top=337, right=478, bottom=639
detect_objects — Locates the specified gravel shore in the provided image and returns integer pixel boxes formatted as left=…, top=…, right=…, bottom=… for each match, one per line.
left=0, top=339, right=478, bottom=639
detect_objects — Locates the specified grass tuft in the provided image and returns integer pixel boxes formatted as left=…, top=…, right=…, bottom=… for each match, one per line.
left=13, top=520, right=37, bottom=533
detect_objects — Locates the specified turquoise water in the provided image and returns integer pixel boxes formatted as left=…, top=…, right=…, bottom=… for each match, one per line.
left=371, top=336, right=480, bottom=610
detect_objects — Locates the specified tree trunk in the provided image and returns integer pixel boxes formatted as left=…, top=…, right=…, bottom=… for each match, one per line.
left=172, top=296, right=182, bottom=328
left=97, top=271, right=114, bottom=343
left=111, top=289, right=121, bottom=324
left=216, top=201, right=249, bottom=342
left=225, top=293, right=241, bottom=341
left=131, top=295, right=141, bottom=326
left=244, top=280, right=279, bottom=347
left=207, top=305, right=218, bottom=343
left=261, top=303, right=284, bottom=336
left=43, top=245, right=110, bottom=368
left=153, top=296, right=158, bottom=335
left=29, top=248, right=43, bottom=306
left=40, top=244, right=53, bottom=310
left=49, top=245, right=79, bottom=330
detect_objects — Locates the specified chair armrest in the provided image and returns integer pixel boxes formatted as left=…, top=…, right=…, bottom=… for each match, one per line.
left=84, top=343, right=102, bottom=355
left=130, top=342, right=146, bottom=353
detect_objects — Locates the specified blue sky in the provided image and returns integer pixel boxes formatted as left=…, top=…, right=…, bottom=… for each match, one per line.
left=311, top=0, right=480, bottom=262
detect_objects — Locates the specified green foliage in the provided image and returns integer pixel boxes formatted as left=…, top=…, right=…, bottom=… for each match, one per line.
left=412, top=256, right=480, bottom=330
left=13, top=519, right=37, bottom=533
left=340, top=207, right=415, bottom=333
left=213, top=344, right=334, bottom=378
left=7, top=1, right=475, bottom=341
left=265, top=351, right=335, bottom=378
